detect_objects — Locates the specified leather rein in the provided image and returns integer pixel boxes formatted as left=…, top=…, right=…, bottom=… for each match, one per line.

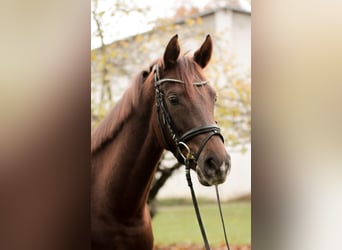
left=153, top=64, right=230, bottom=250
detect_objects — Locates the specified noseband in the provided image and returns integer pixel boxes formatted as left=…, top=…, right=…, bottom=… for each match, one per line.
left=153, top=64, right=224, bottom=164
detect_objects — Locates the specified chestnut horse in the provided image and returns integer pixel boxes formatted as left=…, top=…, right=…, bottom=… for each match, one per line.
left=91, top=35, right=231, bottom=250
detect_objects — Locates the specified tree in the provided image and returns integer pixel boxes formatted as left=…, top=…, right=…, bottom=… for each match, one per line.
left=91, top=0, right=150, bottom=126
left=208, top=40, right=251, bottom=152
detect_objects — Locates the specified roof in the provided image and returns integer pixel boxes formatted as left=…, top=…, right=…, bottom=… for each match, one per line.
left=173, top=2, right=251, bottom=26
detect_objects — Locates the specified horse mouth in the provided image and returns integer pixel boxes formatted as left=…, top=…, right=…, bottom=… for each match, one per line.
left=196, top=165, right=228, bottom=186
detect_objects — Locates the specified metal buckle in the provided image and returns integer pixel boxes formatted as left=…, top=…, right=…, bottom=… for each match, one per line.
left=177, top=141, right=195, bottom=162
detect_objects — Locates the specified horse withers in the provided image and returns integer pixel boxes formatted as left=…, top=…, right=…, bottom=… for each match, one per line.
left=91, top=34, right=231, bottom=249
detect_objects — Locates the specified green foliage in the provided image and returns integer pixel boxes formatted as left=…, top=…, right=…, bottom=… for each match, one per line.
left=205, top=34, right=251, bottom=151
left=215, top=75, right=251, bottom=150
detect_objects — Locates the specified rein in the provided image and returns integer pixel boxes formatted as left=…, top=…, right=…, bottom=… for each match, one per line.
left=153, top=64, right=230, bottom=250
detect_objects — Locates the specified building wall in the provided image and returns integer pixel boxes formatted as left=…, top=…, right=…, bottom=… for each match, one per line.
left=232, top=11, right=251, bottom=70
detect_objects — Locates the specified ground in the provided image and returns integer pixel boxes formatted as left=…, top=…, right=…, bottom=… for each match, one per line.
left=154, top=243, right=251, bottom=250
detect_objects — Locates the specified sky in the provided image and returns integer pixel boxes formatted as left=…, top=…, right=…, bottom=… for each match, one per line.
left=91, top=0, right=212, bottom=49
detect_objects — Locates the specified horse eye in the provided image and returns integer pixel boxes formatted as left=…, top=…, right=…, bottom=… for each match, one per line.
left=142, top=70, right=149, bottom=78
left=168, top=95, right=179, bottom=105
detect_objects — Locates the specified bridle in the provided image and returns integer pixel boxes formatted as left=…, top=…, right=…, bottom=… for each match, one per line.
left=153, top=64, right=230, bottom=250
left=153, top=64, right=224, bottom=164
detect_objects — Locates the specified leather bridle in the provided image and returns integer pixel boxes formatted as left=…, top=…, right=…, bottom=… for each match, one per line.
left=153, top=64, right=230, bottom=250
left=153, top=64, right=224, bottom=165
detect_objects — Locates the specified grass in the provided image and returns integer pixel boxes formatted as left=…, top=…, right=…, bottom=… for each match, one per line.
left=151, top=200, right=251, bottom=245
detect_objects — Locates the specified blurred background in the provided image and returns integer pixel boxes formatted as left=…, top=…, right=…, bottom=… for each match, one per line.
left=2, top=0, right=341, bottom=249
left=91, top=0, right=251, bottom=248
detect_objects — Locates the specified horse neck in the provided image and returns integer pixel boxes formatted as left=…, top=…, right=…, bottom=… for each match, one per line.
left=92, top=93, right=163, bottom=221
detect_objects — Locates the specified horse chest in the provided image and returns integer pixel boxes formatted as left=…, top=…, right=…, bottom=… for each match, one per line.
left=92, top=206, right=153, bottom=250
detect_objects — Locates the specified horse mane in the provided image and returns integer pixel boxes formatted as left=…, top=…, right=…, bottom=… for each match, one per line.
left=91, top=71, right=146, bottom=155
left=91, top=54, right=207, bottom=155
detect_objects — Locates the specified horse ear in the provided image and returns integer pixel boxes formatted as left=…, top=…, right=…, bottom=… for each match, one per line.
left=163, top=34, right=180, bottom=69
left=193, top=34, right=213, bottom=68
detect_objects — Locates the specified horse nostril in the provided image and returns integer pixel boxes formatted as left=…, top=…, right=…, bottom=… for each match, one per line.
left=205, top=157, right=216, bottom=169
left=204, top=157, right=221, bottom=177
left=204, top=156, right=230, bottom=176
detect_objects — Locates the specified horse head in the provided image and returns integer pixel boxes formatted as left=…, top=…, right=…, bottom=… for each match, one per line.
left=148, top=34, right=231, bottom=186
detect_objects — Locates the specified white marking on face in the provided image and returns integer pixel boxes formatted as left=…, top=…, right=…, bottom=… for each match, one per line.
left=221, top=161, right=231, bottom=176
left=220, top=162, right=226, bottom=172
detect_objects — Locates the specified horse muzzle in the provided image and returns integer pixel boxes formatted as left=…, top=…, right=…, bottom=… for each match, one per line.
left=196, top=154, right=231, bottom=186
